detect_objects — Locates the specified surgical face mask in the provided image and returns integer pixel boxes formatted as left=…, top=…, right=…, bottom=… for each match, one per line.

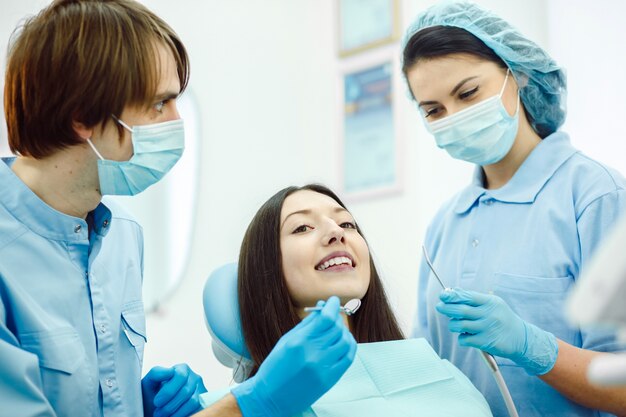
left=87, top=117, right=185, bottom=196
left=424, top=69, right=520, bottom=166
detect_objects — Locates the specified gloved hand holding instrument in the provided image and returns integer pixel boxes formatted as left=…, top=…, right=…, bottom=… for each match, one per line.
left=422, top=245, right=559, bottom=417
left=231, top=296, right=357, bottom=417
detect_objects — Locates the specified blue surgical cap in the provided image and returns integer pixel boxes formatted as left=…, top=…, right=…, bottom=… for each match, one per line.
left=402, top=0, right=567, bottom=137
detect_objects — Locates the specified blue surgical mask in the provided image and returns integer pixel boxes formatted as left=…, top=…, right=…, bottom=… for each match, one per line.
left=424, top=70, right=520, bottom=166
left=87, top=117, right=185, bottom=195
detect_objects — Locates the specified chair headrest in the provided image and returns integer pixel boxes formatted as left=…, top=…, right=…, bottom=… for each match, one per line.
left=203, top=262, right=253, bottom=382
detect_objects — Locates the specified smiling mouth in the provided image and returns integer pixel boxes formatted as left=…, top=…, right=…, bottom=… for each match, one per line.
left=316, top=256, right=354, bottom=271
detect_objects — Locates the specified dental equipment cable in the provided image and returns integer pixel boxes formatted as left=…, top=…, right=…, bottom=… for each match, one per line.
left=422, top=245, right=519, bottom=417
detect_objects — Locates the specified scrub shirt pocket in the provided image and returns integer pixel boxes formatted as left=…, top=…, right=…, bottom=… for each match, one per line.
left=20, top=327, right=85, bottom=374
left=121, top=302, right=147, bottom=366
left=19, top=327, right=89, bottom=413
left=492, top=272, right=577, bottom=367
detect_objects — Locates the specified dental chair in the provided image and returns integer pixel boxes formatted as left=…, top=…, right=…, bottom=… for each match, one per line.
left=202, top=262, right=252, bottom=383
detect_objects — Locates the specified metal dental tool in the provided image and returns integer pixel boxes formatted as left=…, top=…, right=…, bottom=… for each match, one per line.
left=421, top=245, right=450, bottom=290
left=304, top=298, right=361, bottom=316
left=421, top=245, right=519, bottom=417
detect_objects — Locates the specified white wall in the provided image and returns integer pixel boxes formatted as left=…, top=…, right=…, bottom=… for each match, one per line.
left=0, top=0, right=49, bottom=154
left=547, top=0, right=626, bottom=174
left=1, top=0, right=624, bottom=390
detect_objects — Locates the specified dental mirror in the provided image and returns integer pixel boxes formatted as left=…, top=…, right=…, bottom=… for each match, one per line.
left=304, top=298, right=362, bottom=316
left=342, top=298, right=361, bottom=315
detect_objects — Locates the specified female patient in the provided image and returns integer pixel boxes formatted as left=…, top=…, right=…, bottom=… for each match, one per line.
left=231, top=183, right=493, bottom=416
left=238, top=183, right=402, bottom=367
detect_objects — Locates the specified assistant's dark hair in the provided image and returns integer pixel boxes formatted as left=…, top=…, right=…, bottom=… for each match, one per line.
left=402, top=26, right=506, bottom=75
left=402, top=26, right=544, bottom=137
left=238, top=184, right=404, bottom=377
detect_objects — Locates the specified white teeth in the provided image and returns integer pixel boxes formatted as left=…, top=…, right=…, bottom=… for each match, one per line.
left=316, top=256, right=353, bottom=271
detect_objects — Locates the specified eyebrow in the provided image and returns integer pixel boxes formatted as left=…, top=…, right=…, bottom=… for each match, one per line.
left=417, top=76, right=479, bottom=108
left=153, top=91, right=179, bottom=102
left=449, top=76, right=479, bottom=96
left=280, top=207, right=349, bottom=229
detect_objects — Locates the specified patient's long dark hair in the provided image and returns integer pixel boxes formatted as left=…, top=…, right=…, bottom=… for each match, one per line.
left=238, top=184, right=404, bottom=377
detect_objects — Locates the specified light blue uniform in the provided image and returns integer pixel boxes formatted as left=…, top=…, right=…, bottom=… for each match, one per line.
left=0, top=157, right=147, bottom=416
left=413, top=132, right=626, bottom=417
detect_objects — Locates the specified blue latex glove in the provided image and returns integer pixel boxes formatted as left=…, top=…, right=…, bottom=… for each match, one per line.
left=142, top=363, right=208, bottom=417
left=436, top=288, right=558, bottom=375
left=231, top=296, right=357, bottom=417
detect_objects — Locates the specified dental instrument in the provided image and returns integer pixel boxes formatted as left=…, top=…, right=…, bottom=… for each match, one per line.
left=421, top=245, right=450, bottom=291
left=304, top=298, right=362, bottom=316
left=422, top=245, right=519, bottom=417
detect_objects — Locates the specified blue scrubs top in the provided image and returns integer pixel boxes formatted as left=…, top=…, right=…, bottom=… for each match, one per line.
left=412, top=132, right=626, bottom=417
left=0, top=158, right=146, bottom=416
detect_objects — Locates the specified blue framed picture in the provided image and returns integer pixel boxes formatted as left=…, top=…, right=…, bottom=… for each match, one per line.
left=342, top=60, right=400, bottom=198
left=338, top=0, right=400, bottom=57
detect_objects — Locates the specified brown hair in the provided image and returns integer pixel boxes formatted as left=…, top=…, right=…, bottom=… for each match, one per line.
left=238, top=184, right=404, bottom=377
left=4, top=0, right=190, bottom=158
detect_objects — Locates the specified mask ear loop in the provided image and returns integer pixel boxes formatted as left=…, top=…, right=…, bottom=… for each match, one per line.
left=86, top=138, right=105, bottom=161
left=111, top=115, right=133, bottom=133
left=87, top=115, right=134, bottom=160
left=111, top=114, right=136, bottom=155
left=500, top=68, right=521, bottom=115
left=498, top=68, right=511, bottom=97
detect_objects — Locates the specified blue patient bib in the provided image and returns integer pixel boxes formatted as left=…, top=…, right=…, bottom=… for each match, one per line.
left=199, top=338, right=492, bottom=416
left=301, top=338, right=492, bottom=417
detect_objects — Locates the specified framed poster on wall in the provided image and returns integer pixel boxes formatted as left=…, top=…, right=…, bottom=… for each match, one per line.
left=339, top=48, right=403, bottom=200
left=338, top=0, right=400, bottom=57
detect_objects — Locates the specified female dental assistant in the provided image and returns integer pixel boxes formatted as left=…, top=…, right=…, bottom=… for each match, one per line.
left=402, top=2, right=626, bottom=416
